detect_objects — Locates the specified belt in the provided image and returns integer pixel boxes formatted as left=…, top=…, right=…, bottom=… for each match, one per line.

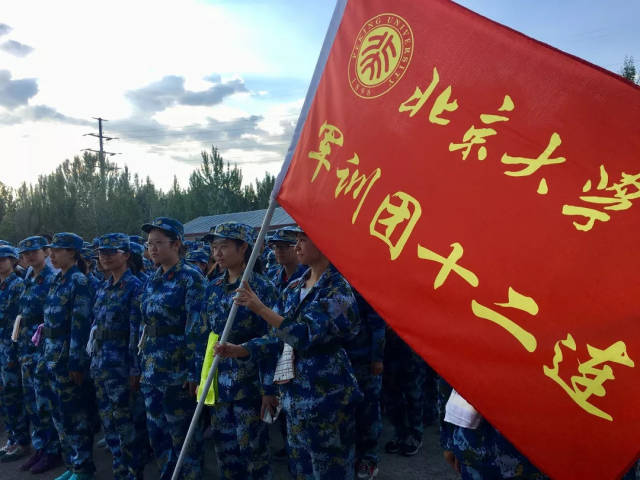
left=297, top=342, right=342, bottom=358
left=21, top=316, right=42, bottom=328
left=95, top=329, right=129, bottom=342
left=145, top=324, right=184, bottom=337
left=42, top=326, right=69, bottom=339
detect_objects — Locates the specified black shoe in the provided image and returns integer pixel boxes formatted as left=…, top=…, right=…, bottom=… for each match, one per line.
left=400, top=437, right=423, bottom=457
left=384, top=439, right=401, bottom=454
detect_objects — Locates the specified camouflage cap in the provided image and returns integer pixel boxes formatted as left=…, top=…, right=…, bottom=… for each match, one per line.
left=186, top=248, right=210, bottom=265
left=98, top=233, right=130, bottom=252
left=184, top=240, right=200, bottom=252
left=129, top=235, right=144, bottom=245
left=268, top=226, right=298, bottom=245
left=204, top=221, right=255, bottom=246
left=0, top=245, right=19, bottom=259
left=129, top=242, right=145, bottom=256
left=141, top=217, right=184, bottom=241
left=18, top=236, right=48, bottom=253
left=81, top=248, right=96, bottom=261
left=46, top=232, right=84, bottom=251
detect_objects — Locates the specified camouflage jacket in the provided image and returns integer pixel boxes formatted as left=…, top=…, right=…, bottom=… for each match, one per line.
left=90, top=269, right=142, bottom=380
left=0, top=272, right=25, bottom=364
left=41, top=265, right=93, bottom=373
left=17, top=264, right=57, bottom=361
left=244, top=264, right=362, bottom=415
left=266, top=263, right=307, bottom=295
left=201, top=269, right=278, bottom=402
left=139, top=260, right=206, bottom=386
left=345, top=290, right=385, bottom=366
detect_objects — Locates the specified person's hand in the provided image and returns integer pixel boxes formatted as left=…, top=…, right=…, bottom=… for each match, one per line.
left=215, top=342, right=249, bottom=358
left=261, top=395, right=279, bottom=420
left=129, top=375, right=140, bottom=391
left=69, top=370, right=84, bottom=385
left=370, top=361, right=383, bottom=376
left=183, top=381, right=198, bottom=397
left=443, top=450, right=460, bottom=473
left=7, top=361, right=16, bottom=369
left=234, top=281, right=265, bottom=314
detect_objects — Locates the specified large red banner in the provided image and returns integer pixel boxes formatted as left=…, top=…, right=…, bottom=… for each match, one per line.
left=277, top=0, right=640, bottom=478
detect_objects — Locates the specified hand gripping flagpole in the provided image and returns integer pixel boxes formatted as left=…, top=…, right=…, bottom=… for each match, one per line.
left=171, top=1, right=347, bottom=478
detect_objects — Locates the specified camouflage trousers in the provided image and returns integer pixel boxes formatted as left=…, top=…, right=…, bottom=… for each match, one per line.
left=353, top=364, right=382, bottom=465
left=1, top=357, right=29, bottom=446
left=140, top=383, right=203, bottom=480
left=94, top=375, right=147, bottom=480
left=287, top=403, right=356, bottom=480
left=453, top=423, right=547, bottom=480
left=383, top=346, right=426, bottom=442
left=211, top=399, right=272, bottom=480
left=20, top=355, right=59, bottom=454
left=48, top=370, right=96, bottom=473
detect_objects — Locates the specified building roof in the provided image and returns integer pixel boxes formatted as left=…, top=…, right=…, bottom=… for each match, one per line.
left=184, top=206, right=296, bottom=238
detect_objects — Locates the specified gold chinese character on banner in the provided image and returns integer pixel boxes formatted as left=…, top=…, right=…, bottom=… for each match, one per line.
left=399, top=67, right=458, bottom=125
left=308, top=122, right=343, bottom=182
left=370, top=192, right=422, bottom=260
left=543, top=334, right=634, bottom=421
left=335, top=154, right=382, bottom=223
left=471, top=287, right=538, bottom=352
left=417, top=242, right=479, bottom=289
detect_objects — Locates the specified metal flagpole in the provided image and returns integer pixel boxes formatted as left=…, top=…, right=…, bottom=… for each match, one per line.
left=171, top=1, right=348, bottom=478
left=171, top=201, right=277, bottom=480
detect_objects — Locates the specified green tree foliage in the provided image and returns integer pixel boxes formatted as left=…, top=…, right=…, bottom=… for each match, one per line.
left=620, top=56, right=639, bottom=84
left=0, top=147, right=276, bottom=243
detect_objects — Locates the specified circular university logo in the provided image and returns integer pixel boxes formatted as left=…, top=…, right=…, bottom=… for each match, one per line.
left=348, top=13, right=414, bottom=99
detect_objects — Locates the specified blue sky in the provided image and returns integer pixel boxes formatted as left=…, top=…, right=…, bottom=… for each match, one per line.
left=0, top=0, right=637, bottom=191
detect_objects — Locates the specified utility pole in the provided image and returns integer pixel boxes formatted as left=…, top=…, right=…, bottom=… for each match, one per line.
left=83, top=117, right=119, bottom=163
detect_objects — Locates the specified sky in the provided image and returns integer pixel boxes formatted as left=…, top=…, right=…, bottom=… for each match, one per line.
left=1, top=0, right=638, bottom=192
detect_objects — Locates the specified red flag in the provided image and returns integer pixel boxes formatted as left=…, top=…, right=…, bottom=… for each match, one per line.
left=276, top=0, right=640, bottom=479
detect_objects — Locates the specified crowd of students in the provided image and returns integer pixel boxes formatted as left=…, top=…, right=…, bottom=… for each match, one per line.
left=2, top=217, right=635, bottom=480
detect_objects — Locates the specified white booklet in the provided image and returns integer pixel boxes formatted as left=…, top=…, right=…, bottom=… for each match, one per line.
left=273, top=343, right=295, bottom=383
left=444, top=389, right=482, bottom=429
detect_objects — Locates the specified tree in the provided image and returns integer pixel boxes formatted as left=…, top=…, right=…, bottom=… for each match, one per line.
left=620, top=56, right=638, bottom=84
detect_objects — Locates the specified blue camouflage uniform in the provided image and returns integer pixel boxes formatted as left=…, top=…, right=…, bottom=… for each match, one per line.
left=139, top=217, right=205, bottom=480
left=244, top=262, right=363, bottom=480
left=346, top=290, right=385, bottom=470
left=200, top=221, right=278, bottom=480
left=129, top=242, right=149, bottom=283
left=436, top=380, right=548, bottom=479
left=16, top=237, right=60, bottom=458
left=383, top=326, right=427, bottom=452
left=39, top=233, right=96, bottom=476
left=265, top=227, right=307, bottom=295
left=89, top=233, right=147, bottom=480
left=0, top=246, right=29, bottom=450
left=185, top=249, right=210, bottom=277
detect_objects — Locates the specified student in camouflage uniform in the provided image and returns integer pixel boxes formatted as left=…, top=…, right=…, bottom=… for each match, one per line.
left=383, top=327, right=427, bottom=456
left=89, top=233, right=146, bottom=480
left=438, top=384, right=548, bottom=479
left=185, top=248, right=210, bottom=277
left=265, top=227, right=306, bottom=294
left=0, top=245, right=30, bottom=461
left=128, top=241, right=149, bottom=283
left=138, top=217, right=206, bottom=480
left=199, top=221, right=278, bottom=480
left=218, top=227, right=363, bottom=480
left=16, top=236, right=62, bottom=473
left=40, top=232, right=96, bottom=480
left=347, top=291, right=385, bottom=480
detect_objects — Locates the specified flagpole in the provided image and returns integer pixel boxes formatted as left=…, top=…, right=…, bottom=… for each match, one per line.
left=171, top=200, right=277, bottom=480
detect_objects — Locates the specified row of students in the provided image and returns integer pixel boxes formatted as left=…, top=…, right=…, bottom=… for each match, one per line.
left=0, top=217, right=389, bottom=480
